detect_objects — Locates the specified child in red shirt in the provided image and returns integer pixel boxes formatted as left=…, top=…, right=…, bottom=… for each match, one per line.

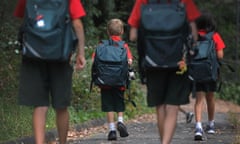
left=128, top=0, right=201, bottom=144
left=194, top=10, right=226, bottom=141
left=93, top=18, right=133, bottom=141
left=14, top=0, right=86, bottom=144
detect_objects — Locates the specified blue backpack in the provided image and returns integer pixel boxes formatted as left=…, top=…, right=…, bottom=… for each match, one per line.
left=139, top=0, right=190, bottom=69
left=20, top=0, right=76, bottom=61
left=91, top=40, right=128, bottom=87
left=188, top=32, right=219, bottom=82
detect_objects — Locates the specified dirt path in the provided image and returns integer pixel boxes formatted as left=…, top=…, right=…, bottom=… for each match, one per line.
left=65, top=98, right=240, bottom=144
left=64, top=98, right=240, bottom=144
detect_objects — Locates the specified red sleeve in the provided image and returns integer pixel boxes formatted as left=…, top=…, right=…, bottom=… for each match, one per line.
left=128, top=0, right=147, bottom=28
left=14, top=0, right=26, bottom=18
left=13, top=0, right=86, bottom=19
left=92, top=52, right=95, bottom=60
left=213, top=32, right=226, bottom=51
left=182, top=0, right=201, bottom=22
left=69, top=0, right=86, bottom=19
left=124, top=43, right=133, bottom=60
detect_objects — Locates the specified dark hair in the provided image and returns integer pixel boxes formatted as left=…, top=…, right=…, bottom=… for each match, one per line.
left=195, top=10, right=217, bottom=32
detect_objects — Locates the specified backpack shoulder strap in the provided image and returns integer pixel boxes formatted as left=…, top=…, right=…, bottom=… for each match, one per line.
left=115, top=40, right=125, bottom=48
left=205, top=31, right=215, bottom=40
left=100, top=40, right=110, bottom=45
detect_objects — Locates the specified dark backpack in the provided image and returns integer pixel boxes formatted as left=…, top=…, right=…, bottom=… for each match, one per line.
left=188, top=32, right=219, bottom=82
left=91, top=40, right=129, bottom=87
left=139, top=0, right=190, bottom=69
left=20, top=0, right=76, bottom=61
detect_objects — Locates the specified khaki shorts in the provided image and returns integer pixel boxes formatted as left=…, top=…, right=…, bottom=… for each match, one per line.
left=18, top=58, right=73, bottom=108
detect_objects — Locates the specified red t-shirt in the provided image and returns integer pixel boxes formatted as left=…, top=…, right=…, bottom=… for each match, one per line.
left=128, top=0, right=201, bottom=28
left=14, top=0, right=86, bottom=20
left=198, top=30, right=226, bottom=51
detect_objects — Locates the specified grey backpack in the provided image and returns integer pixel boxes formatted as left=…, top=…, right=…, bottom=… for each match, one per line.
left=139, top=0, right=190, bottom=69
left=91, top=40, right=128, bottom=87
left=188, top=32, right=219, bottom=82
left=20, top=0, right=76, bottom=61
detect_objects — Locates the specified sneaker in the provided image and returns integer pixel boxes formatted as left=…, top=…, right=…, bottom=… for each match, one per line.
left=206, top=124, right=215, bottom=134
left=117, top=122, right=129, bottom=137
left=108, top=131, right=117, bottom=141
left=194, top=128, right=203, bottom=141
left=186, top=112, right=194, bottom=124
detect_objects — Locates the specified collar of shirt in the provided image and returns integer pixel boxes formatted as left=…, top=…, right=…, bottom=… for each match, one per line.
left=198, top=29, right=207, bottom=35
left=110, top=35, right=122, bottom=41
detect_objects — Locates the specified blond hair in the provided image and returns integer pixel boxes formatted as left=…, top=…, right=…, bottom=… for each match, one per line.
left=107, top=18, right=124, bottom=36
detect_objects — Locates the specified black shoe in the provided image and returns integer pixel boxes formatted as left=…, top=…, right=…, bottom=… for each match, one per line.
left=117, top=122, right=129, bottom=137
left=186, top=112, right=194, bottom=124
left=108, top=131, right=117, bottom=141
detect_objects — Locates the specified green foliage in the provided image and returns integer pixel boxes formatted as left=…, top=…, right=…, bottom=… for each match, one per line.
left=0, top=106, right=32, bottom=142
left=81, top=0, right=102, bottom=45
left=216, top=81, right=240, bottom=105
left=81, top=0, right=135, bottom=44
left=69, top=107, right=105, bottom=124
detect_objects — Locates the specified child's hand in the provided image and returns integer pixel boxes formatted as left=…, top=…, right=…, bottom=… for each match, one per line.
left=176, top=59, right=187, bottom=75
left=128, top=59, right=133, bottom=65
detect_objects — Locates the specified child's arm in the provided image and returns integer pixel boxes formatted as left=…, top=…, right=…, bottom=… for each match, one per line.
left=128, top=59, right=133, bottom=65
left=214, top=32, right=226, bottom=59
left=189, top=21, right=198, bottom=42
left=72, top=19, right=86, bottom=71
left=129, top=27, right=138, bottom=42
left=124, top=43, right=133, bottom=65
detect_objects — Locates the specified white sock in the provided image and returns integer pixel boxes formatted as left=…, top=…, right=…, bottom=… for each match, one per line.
left=118, top=116, right=123, bottom=123
left=109, top=122, right=116, bottom=131
left=209, top=120, right=215, bottom=127
left=196, top=122, right=202, bottom=129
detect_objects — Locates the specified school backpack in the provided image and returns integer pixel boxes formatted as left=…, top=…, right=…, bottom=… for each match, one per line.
left=139, top=0, right=190, bottom=69
left=91, top=40, right=129, bottom=87
left=188, top=32, right=219, bottom=82
left=20, top=0, right=76, bottom=61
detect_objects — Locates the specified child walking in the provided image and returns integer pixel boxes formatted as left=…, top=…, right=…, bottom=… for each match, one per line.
left=93, top=18, right=133, bottom=141
left=194, top=10, right=226, bottom=141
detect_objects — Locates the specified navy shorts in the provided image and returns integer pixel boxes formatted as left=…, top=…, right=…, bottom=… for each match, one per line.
left=196, top=81, right=217, bottom=92
left=100, top=88, right=125, bottom=112
left=18, top=58, right=73, bottom=108
left=146, top=69, right=191, bottom=107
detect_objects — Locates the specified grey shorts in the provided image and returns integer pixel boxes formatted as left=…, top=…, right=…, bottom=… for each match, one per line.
left=18, top=58, right=73, bottom=108
left=146, top=69, right=191, bottom=107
